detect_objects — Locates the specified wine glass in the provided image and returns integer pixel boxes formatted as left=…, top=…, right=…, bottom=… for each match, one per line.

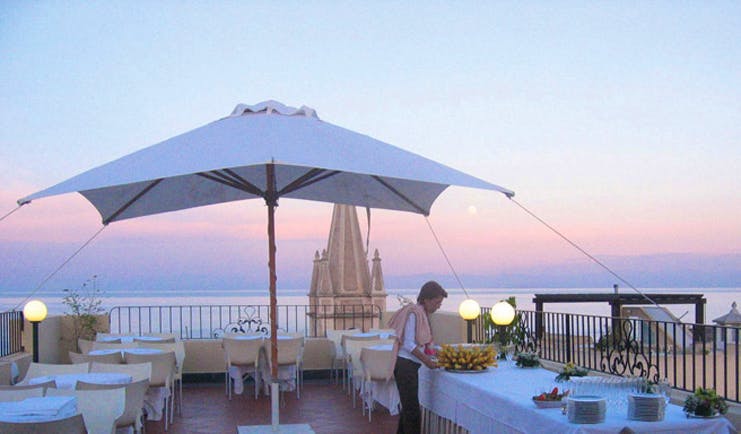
left=658, top=378, right=671, bottom=405
left=505, top=345, right=515, bottom=367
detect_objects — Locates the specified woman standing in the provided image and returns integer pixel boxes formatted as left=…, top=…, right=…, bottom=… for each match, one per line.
left=388, top=281, right=447, bottom=434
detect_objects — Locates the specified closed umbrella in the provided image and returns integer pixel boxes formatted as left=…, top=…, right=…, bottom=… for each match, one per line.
left=19, top=100, right=514, bottom=429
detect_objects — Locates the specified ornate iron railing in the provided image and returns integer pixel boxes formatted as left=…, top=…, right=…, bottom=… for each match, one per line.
left=0, top=310, right=24, bottom=358
left=474, top=308, right=740, bottom=403
left=108, top=304, right=383, bottom=339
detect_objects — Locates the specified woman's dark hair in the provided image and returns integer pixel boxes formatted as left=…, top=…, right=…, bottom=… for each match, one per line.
left=417, top=280, right=448, bottom=304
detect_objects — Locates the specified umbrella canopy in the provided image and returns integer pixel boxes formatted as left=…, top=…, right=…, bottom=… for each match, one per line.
left=19, top=100, right=513, bottom=428
left=20, top=100, right=513, bottom=222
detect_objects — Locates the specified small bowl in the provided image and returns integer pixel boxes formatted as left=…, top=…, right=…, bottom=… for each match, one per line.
left=533, top=398, right=565, bottom=409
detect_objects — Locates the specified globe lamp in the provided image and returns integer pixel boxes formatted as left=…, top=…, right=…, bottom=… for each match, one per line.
left=458, top=299, right=480, bottom=343
left=490, top=300, right=515, bottom=326
left=458, top=299, right=481, bottom=320
left=23, top=300, right=47, bottom=363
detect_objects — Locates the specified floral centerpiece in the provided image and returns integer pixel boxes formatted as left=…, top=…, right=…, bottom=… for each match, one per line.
left=683, top=388, right=728, bottom=417
left=515, top=351, right=540, bottom=368
left=554, top=362, right=588, bottom=382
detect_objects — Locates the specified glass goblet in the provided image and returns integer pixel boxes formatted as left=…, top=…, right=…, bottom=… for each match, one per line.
left=658, top=378, right=671, bottom=405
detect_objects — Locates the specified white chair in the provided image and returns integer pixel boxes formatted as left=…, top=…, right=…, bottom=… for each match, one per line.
left=136, top=341, right=186, bottom=414
left=0, top=362, right=13, bottom=386
left=95, top=333, right=135, bottom=342
left=265, top=337, right=304, bottom=399
left=19, top=363, right=89, bottom=384
left=13, top=355, right=32, bottom=384
left=346, top=338, right=395, bottom=408
left=224, top=331, right=264, bottom=338
left=360, top=346, right=397, bottom=421
left=369, top=328, right=396, bottom=337
left=141, top=332, right=179, bottom=342
left=326, top=328, right=359, bottom=385
left=342, top=335, right=380, bottom=396
left=0, top=412, right=87, bottom=434
left=300, top=338, right=336, bottom=384
left=47, top=387, right=125, bottom=434
left=77, top=378, right=150, bottom=434
left=69, top=350, right=123, bottom=365
left=0, top=381, right=54, bottom=401
left=222, top=337, right=263, bottom=399
left=90, top=361, right=152, bottom=383
left=91, top=341, right=138, bottom=351
left=124, top=351, right=176, bottom=430
left=78, top=338, right=95, bottom=354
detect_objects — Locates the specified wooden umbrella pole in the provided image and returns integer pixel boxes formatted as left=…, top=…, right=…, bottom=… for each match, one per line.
left=266, top=163, right=280, bottom=430
left=268, top=201, right=278, bottom=379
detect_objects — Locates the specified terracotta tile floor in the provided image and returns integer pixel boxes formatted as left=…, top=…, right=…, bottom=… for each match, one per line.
left=144, top=378, right=399, bottom=434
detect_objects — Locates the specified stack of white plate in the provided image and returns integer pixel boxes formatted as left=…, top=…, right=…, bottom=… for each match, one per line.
left=628, top=393, right=665, bottom=421
left=566, top=395, right=606, bottom=424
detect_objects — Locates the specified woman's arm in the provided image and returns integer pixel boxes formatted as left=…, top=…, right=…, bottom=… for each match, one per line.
left=412, top=346, right=438, bottom=369
left=404, top=313, right=438, bottom=369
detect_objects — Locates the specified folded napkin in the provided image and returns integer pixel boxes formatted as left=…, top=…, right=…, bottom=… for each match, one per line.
left=1, top=396, right=76, bottom=417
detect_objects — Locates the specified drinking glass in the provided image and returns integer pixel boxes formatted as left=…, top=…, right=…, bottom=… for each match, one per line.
left=504, top=345, right=514, bottom=367
left=658, top=378, right=671, bottom=404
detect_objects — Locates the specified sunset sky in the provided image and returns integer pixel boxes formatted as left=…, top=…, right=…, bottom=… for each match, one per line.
left=1, top=2, right=739, bottom=297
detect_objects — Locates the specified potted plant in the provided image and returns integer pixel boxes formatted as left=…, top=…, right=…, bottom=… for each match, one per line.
left=515, top=351, right=540, bottom=368
left=683, top=388, right=728, bottom=418
left=554, top=362, right=588, bottom=382
left=62, top=275, right=107, bottom=351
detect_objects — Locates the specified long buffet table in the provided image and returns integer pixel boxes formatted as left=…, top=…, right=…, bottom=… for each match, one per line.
left=419, top=364, right=736, bottom=434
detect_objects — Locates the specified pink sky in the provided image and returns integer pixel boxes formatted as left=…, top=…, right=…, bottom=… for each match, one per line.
left=1, top=3, right=739, bottom=293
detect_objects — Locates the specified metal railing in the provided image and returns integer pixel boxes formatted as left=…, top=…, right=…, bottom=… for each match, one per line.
left=474, top=308, right=740, bottom=403
left=108, top=304, right=383, bottom=339
left=0, top=310, right=24, bottom=358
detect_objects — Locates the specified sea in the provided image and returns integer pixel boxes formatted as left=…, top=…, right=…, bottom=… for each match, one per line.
left=2, top=287, right=739, bottom=324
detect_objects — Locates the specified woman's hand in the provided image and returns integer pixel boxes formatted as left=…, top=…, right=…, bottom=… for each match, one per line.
left=413, top=347, right=439, bottom=369
left=424, top=357, right=439, bottom=370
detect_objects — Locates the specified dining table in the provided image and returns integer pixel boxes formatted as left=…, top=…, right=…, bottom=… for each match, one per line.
left=0, top=395, right=77, bottom=422
left=418, top=363, right=736, bottom=434
left=88, top=347, right=164, bottom=356
left=28, top=372, right=132, bottom=390
left=97, top=335, right=171, bottom=343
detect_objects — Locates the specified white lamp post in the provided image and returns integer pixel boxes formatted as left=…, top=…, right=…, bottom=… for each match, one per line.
left=490, top=300, right=516, bottom=364
left=23, top=300, right=48, bottom=363
left=459, top=299, right=481, bottom=343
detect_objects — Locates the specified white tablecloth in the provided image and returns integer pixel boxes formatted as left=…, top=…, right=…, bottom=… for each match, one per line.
left=419, top=364, right=736, bottom=434
left=0, top=396, right=77, bottom=422
left=98, top=335, right=171, bottom=343
left=29, top=372, right=132, bottom=390
left=89, top=347, right=164, bottom=356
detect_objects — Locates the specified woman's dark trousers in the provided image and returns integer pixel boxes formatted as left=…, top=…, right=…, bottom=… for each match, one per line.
left=394, top=356, right=421, bottom=434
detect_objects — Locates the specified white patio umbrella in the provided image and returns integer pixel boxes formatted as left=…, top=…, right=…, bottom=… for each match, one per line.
left=19, top=100, right=514, bottom=429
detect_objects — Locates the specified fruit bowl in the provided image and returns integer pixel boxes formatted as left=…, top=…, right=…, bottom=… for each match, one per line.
left=532, top=387, right=569, bottom=409
left=533, top=399, right=565, bottom=409
left=437, top=344, right=497, bottom=371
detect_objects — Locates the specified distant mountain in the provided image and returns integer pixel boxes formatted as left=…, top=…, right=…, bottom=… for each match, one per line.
left=385, top=253, right=741, bottom=289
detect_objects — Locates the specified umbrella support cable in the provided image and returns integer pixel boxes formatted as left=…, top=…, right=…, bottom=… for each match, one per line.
left=507, top=196, right=661, bottom=309
left=424, top=217, right=470, bottom=299
left=4, top=224, right=108, bottom=313
left=0, top=204, right=24, bottom=223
